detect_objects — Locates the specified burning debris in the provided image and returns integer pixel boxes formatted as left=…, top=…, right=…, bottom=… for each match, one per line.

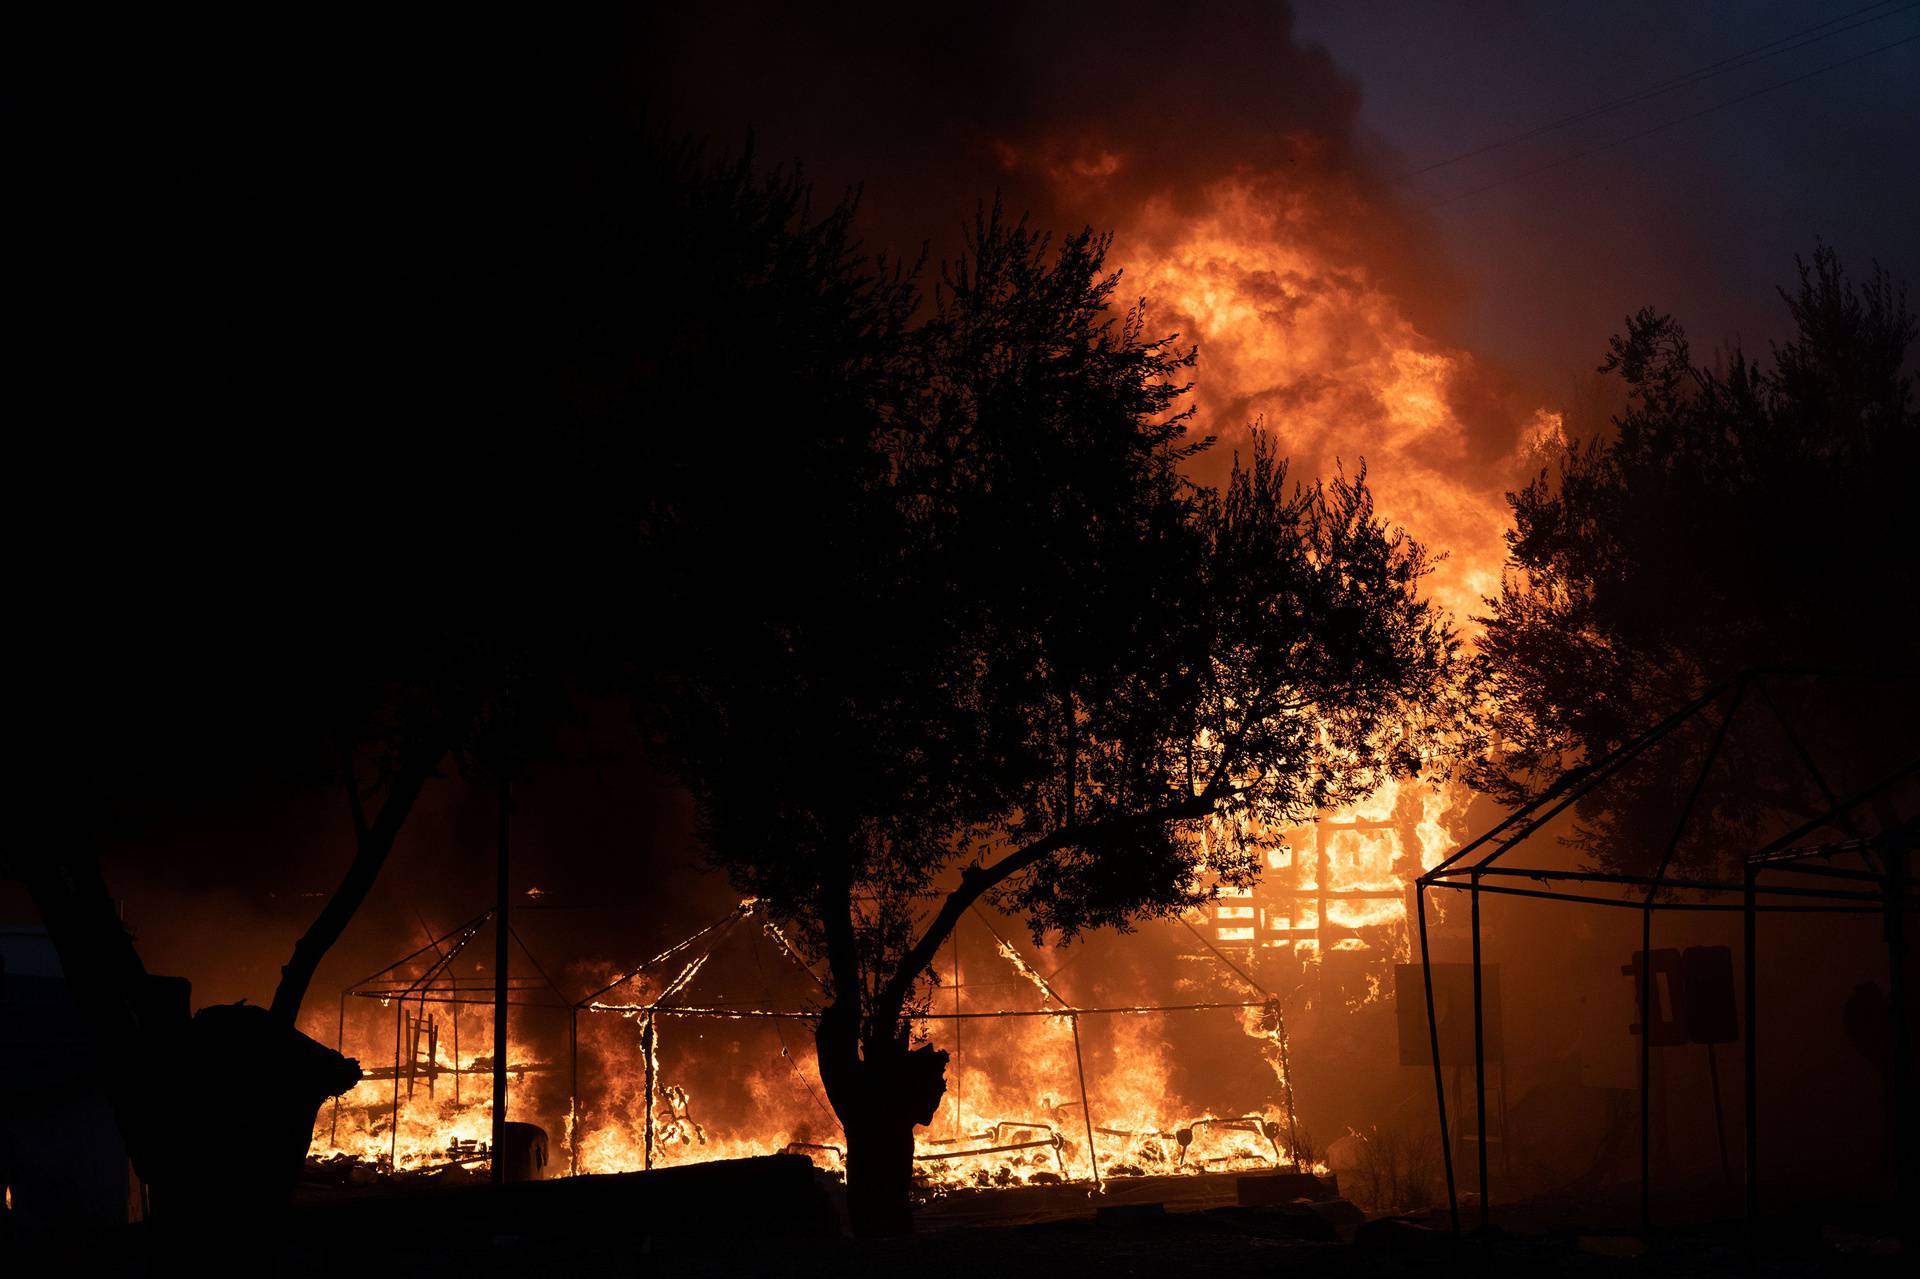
left=304, top=777, right=1471, bottom=1196
left=1196, top=778, right=1470, bottom=972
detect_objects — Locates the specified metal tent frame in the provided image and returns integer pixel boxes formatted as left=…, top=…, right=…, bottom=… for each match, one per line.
left=579, top=898, right=1310, bottom=1188
left=330, top=907, right=575, bottom=1172
left=1413, top=667, right=1918, bottom=1235
left=327, top=890, right=1322, bottom=1186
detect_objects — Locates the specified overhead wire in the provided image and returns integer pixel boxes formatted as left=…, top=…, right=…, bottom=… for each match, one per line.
left=1427, top=28, right=1920, bottom=208
left=1397, top=0, right=1918, bottom=182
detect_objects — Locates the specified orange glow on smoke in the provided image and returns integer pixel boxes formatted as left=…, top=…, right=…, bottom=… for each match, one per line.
left=1119, top=176, right=1561, bottom=622
left=305, top=166, right=1515, bottom=1190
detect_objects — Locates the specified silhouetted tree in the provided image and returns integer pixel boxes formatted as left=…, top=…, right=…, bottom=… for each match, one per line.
left=6, top=561, right=596, bottom=1248
left=638, top=168, right=1461, bottom=1232
left=12, top=145, right=620, bottom=1248
left=1475, top=248, right=1920, bottom=873
left=7, top=13, right=637, bottom=1258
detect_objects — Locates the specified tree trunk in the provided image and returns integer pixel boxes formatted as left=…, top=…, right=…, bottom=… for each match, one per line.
left=14, top=850, right=360, bottom=1268
left=143, top=1004, right=360, bottom=1264
left=815, top=999, right=948, bottom=1237
left=843, top=1110, right=918, bottom=1237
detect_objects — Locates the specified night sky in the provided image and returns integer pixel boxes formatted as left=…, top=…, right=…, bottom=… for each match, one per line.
left=1291, top=0, right=1920, bottom=380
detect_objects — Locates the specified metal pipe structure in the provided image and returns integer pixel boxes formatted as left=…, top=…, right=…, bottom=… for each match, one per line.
left=569, top=1007, right=579, bottom=1177
left=1272, top=999, right=1303, bottom=1172
left=1886, top=829, right=1912, bottom=1245
left=641, top=1014, right=656, bottom=1172
left=1067, top=1014, right=1102, bottom=1192
left=347, top=911, right=492, bottom=988
left=574, top=904, right=753, bottom=1009
left=1744, top=864, right=1758, bottom=1227
left=1639, top=887, right=1653, bottom=1233
left=1414, top=669, right=1917, bottom=1242
left=378, top=915, right=492, bottom=1169
left=1416, top=880, right=1460, bottom=1235
left=492, top=779, right=510, bottom=1187
left=969, top=906, right=1101, bottom=1188
left=391, top=992, right=404, bottom=1169
left=1426, top=682, right=1732, bottom=881
left=588, top=1000, right=1274, bottom=1019
left=1424, top=879, right=1905, bottom=914
left=330, top=909, right=577, bottom=1178
left=360, top=995, right=587, bottom=1007
left=1174, top=912, right=1304, bottom=1167
left=330, top=990, right=347, bottom=1144
left=567, top=900, right=1305, bottom=1192
left=1642, top=684, right=1744, bottom=1232
left=1431, top=864, right=1904, bottom=904
left=914, top=1136, right=1060, bottom=1162
left=1470, top=871, right=1489, bottom=1231
left=950, top=933, right=962, bottom=1139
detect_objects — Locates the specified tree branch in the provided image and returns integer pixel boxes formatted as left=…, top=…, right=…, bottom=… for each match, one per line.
left=13, top=846, right=175, bottom=1176
left=819, top=864, right=862, bottom=1009
left=872, top=791, right=1220, bottom=1025
left=267, top=734, right=446, bottom=1027
left=341, top=742, right=369, bottom=843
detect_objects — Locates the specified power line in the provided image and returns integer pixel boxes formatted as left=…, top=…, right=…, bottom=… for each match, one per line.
left=1398, top=0, right=1918, bottom=183
left=1427, top=29, right=1920, bottom=209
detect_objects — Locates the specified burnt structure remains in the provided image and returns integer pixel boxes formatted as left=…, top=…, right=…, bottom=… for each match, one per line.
left=1414, top=668, right=1917, bottom=1235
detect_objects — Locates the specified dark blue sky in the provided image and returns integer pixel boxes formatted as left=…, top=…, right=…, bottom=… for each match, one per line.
left=1292, top=0, right=1920, bottom=379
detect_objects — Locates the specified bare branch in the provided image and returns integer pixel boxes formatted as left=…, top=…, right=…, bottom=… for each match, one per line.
left=269, top=733, right=449, bottom=1027
left=872, top=791, right=1217, bottom=1024
left=341, top=742, right=369, bottom=843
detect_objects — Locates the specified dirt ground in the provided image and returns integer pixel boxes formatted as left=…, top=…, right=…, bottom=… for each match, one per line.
left=319, top=1209, right=1906, bottom=1279
left=8, top=1172, right=1905, bottom=1276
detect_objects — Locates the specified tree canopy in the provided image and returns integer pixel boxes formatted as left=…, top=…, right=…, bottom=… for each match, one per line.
left=632, top=151, right=1461, bottom=1232
left=1475, top=248, right=1920, bottom=873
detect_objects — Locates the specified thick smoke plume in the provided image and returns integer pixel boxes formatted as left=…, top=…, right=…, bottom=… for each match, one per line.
left=633, top=0, right=1559, bottom=617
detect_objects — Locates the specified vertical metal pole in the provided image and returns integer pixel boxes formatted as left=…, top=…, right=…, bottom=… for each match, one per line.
left=1315, top=825, right=1328, bottom=977
left=1067, top=1013, right=1102, bottom=1192
left=1451, top=1067, right=1463, bottom=1163
left=1743, top=865, right=1758, bottom=1226
left=1497, top=1020, right=1512, bottom=1180
left=453, top=999, right=460, bottom=1105
left=642, top=1013, right=657, bottom=1171
left=1416, top=880, right=1459, bottom=1235
left=1640, top=900, right=1653, bottom=1233
left=1272, top=999, right=1302, bottom=1171
left=492, top=779, right=511, bottom=1186
left=569, top=1006, right=580, bottom=1178
left=951, top=933, right=963, bottom=1138
left=1470, top=871, right=1489, bottom=1230
left=391, top=995, right=403, bottom=1170
left=1706, top=1041, right=1732, bottom=1194
left=330, top=991, right=347, bottom=1144
left=1885, top=835, right=1911, bottom=1241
